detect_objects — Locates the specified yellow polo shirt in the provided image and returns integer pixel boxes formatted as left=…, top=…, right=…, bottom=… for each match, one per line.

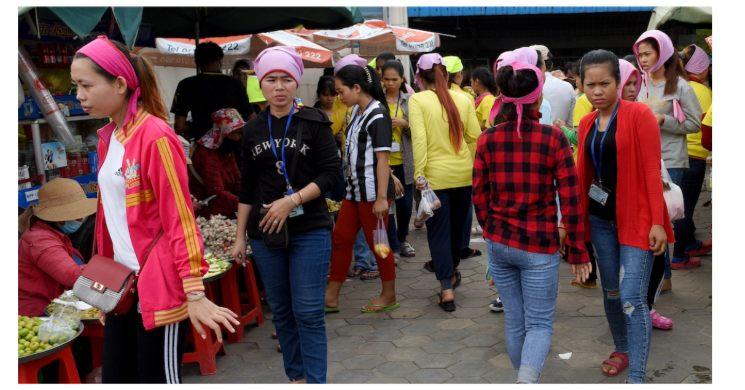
left=687, top=81, right=712, bottom=159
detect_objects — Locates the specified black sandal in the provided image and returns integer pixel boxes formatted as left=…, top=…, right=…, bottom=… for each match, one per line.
left=437, top=292, right=456, bottom=312
left=423, top=260, right=435, bottom=272
left=460, top=248, right=483, bottom=259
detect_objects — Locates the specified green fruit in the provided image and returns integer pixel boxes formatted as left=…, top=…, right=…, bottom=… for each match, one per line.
left=18, top=328, right=28, bottom=337
left=25, top=333, right=33, bottom=341
left=31, top=336, right=40, bottom=343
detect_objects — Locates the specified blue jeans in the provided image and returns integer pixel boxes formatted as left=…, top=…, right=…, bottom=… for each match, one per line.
left=387, top=164, right=414, bottom=251
left=665, top=167, right=685, bottom=274
left=673, top=158, right=707, bottom=258
left=589, top=215, right=653, bottom=384
left=354, top=229, right=377, bottom=271
left=250, top=228, right=331, bottom=383
left=486, top=239, right=560, bottom=384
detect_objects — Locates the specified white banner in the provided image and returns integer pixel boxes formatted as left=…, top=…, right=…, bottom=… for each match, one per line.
left=155, top=36, right=252, bottom=56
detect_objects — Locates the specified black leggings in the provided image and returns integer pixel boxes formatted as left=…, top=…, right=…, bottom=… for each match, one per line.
left=647, top=254, right=666, bottom=309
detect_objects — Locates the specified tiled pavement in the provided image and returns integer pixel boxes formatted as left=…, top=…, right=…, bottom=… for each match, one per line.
left=184, top=191, right=712, bottom=384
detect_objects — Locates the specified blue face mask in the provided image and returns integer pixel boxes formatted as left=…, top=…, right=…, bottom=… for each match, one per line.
left=59, top=220, right=83, bottom=235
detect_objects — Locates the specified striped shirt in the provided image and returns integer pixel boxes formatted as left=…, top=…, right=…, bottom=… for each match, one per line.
left=344, top=100, right=392, bottom=202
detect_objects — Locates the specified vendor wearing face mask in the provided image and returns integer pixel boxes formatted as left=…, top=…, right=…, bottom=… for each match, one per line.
left=18, top=178, right=97, bottom=317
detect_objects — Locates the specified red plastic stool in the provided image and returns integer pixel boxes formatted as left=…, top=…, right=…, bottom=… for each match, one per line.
left=81, top=321, right=104, bottom=369
left=182, top=283, right=225, bottom=376
left=221, top=260, right=265, bottom=343
left=18, top=344, right=80, bottom=383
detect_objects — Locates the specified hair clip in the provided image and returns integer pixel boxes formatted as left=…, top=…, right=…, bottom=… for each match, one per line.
left=364, top=67, right=372, bottom=84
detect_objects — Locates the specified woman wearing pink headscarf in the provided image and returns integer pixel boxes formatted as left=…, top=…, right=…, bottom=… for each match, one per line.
left=72, top=36, right=239, bottom=383
left=619, top=58, right=675, bottom=331
left=188, top=108, right=245, bottom=218
left=231, top=46, right=340, bottom=383
left=634, top=30, right=703, bottom=276
left=473, top=59, right=590, bottom=383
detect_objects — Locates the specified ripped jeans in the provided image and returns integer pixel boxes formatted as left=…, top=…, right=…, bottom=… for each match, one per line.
left=589, top=215, right=653, bottom=384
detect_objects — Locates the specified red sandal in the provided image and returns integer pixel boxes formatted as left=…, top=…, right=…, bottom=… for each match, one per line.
left=601, top=351, right=629, bottom=377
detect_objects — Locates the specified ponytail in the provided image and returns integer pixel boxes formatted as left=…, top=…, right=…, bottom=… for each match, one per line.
left=423, top=64, right=464, bottom=152
left=132, top=55, right=168, bottom=121
left=19, top=208, right=34, bottom=235
left=335, top=64, right=391, bottom=121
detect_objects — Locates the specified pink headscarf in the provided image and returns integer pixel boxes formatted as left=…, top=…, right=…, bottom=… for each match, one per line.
left=77, top=36, right=140, bottom=129
left=415, top=53, right=445, bottom=90
left=197, top=108, right=246, bottom=150
left=684, top=44, right=711, bottom=74
left=492, top=51, right=511, bottom=77
left=618, top=59, right=641, bottom=100
left=633, top=30, right=686, bottom=123
left=633, top=30, right=675, bottom=74
left=498, top=47, right=539, bottom=70
left=254, top=46, right=304, bottom=84
left=334, top=54, right=367, bottom=74
left=488, top=61, right=544, bottom=138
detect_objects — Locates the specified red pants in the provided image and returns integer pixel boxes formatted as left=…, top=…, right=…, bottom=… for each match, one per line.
left=329, top=199, right=396, bottom=282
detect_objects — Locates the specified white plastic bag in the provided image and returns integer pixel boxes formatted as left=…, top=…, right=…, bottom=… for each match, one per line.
left=373, top=216, right=391, bottom=259
left=661, top=160, right=684, bottom=221
left=415, top=176, right=441, bottom=223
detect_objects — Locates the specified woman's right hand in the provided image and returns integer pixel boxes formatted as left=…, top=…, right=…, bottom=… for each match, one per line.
left=187, top=296, right=240, bottom=343
left=231, top=237, right=247, bottom=265
left=415, top=177, right=427, bottom=191
left=649, top=225, right=668, bottom=256
left=571, top=262, right=592, bottom=283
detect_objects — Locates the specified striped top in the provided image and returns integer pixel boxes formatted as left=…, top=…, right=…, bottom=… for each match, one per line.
left=344, top=100, right=392, bottom=202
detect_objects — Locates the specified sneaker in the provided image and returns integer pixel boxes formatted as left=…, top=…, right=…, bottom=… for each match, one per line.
left=650, top=309, right=673, bottom=330
left=489, top=297, right=504, bottom=313
left=400, top=242, right=416, bottom=257
left=471, top=225, right=483, bottom=236
left=671, top=256, right=702, bottom=270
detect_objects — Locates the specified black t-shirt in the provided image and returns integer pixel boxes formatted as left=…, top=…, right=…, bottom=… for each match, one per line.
left=586, top=116, right=618, bottom=221
left=170, top=73, right=253, bottom=140
left=239, top=106, right=341, bottom=239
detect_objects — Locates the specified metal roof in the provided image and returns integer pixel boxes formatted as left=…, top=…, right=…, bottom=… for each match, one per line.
left=408, top=7, right=654, bottom=17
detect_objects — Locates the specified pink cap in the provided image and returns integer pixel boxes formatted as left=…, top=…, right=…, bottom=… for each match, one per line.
left=416, top=53, right=445, bottom=73
left=254, top=46, right=304, bottom=84
left=334, top=54, right=368, bottom=75
left=684, top=44, right=711, bottom=74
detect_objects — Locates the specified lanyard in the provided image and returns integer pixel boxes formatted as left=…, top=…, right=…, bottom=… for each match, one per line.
left=267, top=104, right=297, bottom=192
left=590, top=102, right=619, bottom=184
left=392, top=92, right=401, bottom=118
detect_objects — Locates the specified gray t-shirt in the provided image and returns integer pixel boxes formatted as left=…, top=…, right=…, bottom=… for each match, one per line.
left=637, top=76, right=702, bottom=169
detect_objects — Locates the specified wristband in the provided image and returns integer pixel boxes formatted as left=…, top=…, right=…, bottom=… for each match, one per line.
left=288, top=194, right=299, bottom=207
left=187, top=291, right=206, bottom=302
left=297, top=191, right=304, bottom=205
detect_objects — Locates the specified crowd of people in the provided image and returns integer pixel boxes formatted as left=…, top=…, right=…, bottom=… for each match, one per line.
left=17, top=28, right=712, bottom=384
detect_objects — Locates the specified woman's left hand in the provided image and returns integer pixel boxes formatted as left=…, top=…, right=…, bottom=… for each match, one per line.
left=655, top=114, right=665, bottom=125
left=373, top=198, right=389, bottom=219
left=392, top=117, right=409, bottom=128
left=571, top=262, right=592, bottom=283
left=187, top=297, right=240, bottom=343
left=259, top=196, right=295, bottom=234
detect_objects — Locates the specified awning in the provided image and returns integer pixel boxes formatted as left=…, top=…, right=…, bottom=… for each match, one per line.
left=408, top=6, right=654, bottom=17
left=647, top=7, right=712, bottom=29
left=308, top=19, right=443, bottom=56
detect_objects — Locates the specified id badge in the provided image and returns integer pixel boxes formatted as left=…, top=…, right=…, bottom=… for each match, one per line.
left=391, top=141, right=401, bottom=153
left=589, top=182, right=610, bottom=206
left=289, top=205, right=305, bottom=218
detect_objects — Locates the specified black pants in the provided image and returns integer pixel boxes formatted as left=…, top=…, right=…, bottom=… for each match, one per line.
left=673, top=158, right=708, bottom=258
left=102, top=298, right=188, bottom=383
left=426, top=186, right=473, bottom=290
left=647, top=254, right=666, bottom=309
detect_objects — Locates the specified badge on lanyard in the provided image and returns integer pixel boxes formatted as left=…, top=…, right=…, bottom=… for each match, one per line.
left=391, top=141, right=401, bottom=153
left=588, top=103, right=619, bottom=207
left=268, top=105, right=304, bottom=218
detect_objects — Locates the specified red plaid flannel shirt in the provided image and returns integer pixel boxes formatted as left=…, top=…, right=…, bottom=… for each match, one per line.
left=472, top=112, right=589, bottom=264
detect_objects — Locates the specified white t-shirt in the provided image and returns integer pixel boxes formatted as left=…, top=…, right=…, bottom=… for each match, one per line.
left=98, top=134, right=140, bottom=272
left=543, top=72, right=576, bottom=125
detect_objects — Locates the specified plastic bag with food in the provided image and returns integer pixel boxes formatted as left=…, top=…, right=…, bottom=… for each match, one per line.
left=38, top=304, right=79, bottom=345
left=415, top=176, right=442, bottom=222
left=373, top=216, right=391, bottom=259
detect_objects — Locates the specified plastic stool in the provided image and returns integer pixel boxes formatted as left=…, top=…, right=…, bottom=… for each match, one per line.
left=221, top=260, right=265, bottom=343
left=18, top=344, right=80, bottom=383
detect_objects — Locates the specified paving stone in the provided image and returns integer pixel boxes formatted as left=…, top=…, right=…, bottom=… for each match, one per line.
left=437, top=318, right=475, bottom=330
left=352, top=341, right=396, bottom=355
left=462, top=333, right=501, bottom=348
left=421, top=340, right=466, bottom=354
left=454, top=346, right=499, bottom=361
left=385, top=347, right=428, bottom=362
left=374, top=361, right=420, bottom=377
left=392, top=334, right=433, bottom=348
left=447, top=359, right=493, bottom=377
left=413, top=354, right=457, bottom=369
left=407, top=368, right=453, bottom=383
left=341, top=354, right=386, bottom=370
left=330, top=369, right=375, bottom=384
left=336, top=324, right=375, bottom=336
